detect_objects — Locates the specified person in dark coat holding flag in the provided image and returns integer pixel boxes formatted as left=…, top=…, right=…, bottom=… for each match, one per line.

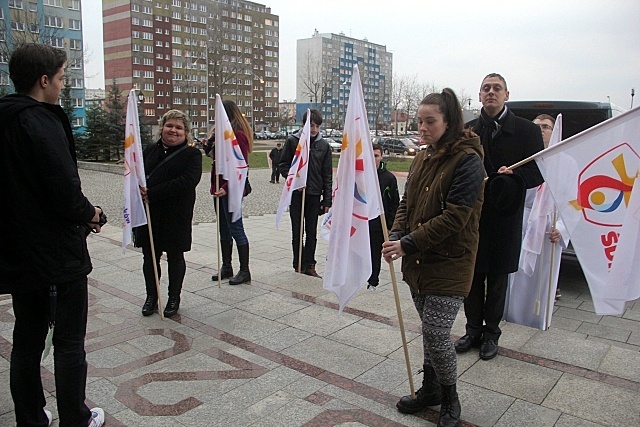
left=383, top=89, right=485, bottom=426
left=455, top=73, right=544, bottom=360
left=134, top=110, right=202, bottom=318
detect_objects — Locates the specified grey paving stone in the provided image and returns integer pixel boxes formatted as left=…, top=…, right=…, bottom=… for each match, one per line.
left=554, top=413, right=606, bottom=427
left=355, top=358, right=412, bottom=393
left=201, top=308, right=288, bottom=341
left=327, top=318, right=411, bottom=357
left=520, top=328, right=609, bottom=370
left=86, top=345, right=137, bottom=369
left=460, top=355, right=562, bottom=404
left=576, top=321, right=631, bottom=342
left=494, top=399, right=560, bottom=426
left=252, top=326, right=314, bottom=352
left=597, top=345, right=640, bottom=382
left=234, top=291, right=310, bottom=320
left=628, top=331, right=640, bottom=346
left=543, top=373, right=640, bottom=426
left=278, top=304, right=360, bottom=337
left=623, top=306, right=640, bottom=321
left=458, top=381, right=514, bottom=427
left=554, top=306, right=602, bottom=324
left=598, top=314, right=640, bottom=333
left=548, top=314, right=582, bottom=332
left=587, top=335, right=640, bottom=352
left=282, top=335, right=385, bottom=379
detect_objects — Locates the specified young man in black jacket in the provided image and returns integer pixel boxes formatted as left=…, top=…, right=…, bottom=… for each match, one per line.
left=269, top=142, right=283, bottom=183
left=278, top=109, right=333, bottom=277
left=368, top=144, right=400, bottom=289
left=0, top=44, right=105, bottom=426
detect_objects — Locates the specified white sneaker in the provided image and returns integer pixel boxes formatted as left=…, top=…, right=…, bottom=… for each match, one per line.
left=87, top=407, right=105, bottom=427
left=44, top=409, right=52, bottom=426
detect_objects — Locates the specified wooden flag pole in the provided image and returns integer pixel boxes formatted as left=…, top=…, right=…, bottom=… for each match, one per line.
left=144, top=201, right=164, bottom=320
left=215, top=172, right=222, bottom=288
left=380, top=214, right=415, bottom=399
left=298, top=188, right=306, bottom=274
left=545, top=210, right=559, bottom=329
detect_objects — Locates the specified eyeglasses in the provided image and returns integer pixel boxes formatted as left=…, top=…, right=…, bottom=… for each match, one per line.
left=538, top=124, right=553, bottom=131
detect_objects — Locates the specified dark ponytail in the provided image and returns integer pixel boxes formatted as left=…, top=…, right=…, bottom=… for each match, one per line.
left=420, top=88, right=464, bottom=154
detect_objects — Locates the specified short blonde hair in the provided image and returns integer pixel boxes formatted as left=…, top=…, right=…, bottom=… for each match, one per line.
left=157, top=109, right=194, bottom=146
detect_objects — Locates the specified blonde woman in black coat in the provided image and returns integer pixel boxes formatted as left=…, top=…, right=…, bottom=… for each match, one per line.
left=134, top=110, right=202, bottom=317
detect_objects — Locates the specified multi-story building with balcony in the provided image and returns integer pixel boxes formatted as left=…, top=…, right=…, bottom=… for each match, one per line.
left=296, top=30, right=392, bottom=131
left=103, top=0, right=279, bottom=138
left=0, top=0, right=87, bottom=130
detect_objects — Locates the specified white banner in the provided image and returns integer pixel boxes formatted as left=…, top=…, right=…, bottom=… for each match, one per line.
left=533, top=107, right=640, bottom=314
left=322, top=65, right=383, bottom=313
left=214, top=94, right=248, bottom=223
left=122, top=89, right=147, bottom=252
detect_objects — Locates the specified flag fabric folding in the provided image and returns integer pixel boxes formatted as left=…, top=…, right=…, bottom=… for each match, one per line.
left=214, top=94, right=248, bottom=223
left=275, top=110, right=310, bottom=229
left=322, top=65, right=383, bottom=313
left=532, top=107, right=640, bottom=315
left=505, top=116, right=569, bottom=329
left=122, top=89, right=148, bottom=253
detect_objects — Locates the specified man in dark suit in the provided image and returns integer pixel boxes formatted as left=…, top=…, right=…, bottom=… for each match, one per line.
left=455, top=73, right=544, bottom=360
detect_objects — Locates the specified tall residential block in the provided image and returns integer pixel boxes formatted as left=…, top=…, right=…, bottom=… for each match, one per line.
left=296, top=30, right=392, bottom=131
left=1, top=0, right=87, bottom=129
left=103, top=0, right=279, bottom=138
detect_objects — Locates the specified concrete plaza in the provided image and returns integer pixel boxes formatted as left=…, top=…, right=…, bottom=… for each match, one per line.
left=1, top=166, right=638, bottom=426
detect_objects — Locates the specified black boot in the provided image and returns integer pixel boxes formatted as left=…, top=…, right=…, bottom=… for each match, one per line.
left=396, top=364, right=442, bottom=414
left=141, top=295, right=157, bottom=317
left=212, top=241, right=234, bottom=281
left=163, top=295, right=181, bottom=318
left=229, top=244, right=251, bottom=285
left=438, top=383, right=461, bottom=427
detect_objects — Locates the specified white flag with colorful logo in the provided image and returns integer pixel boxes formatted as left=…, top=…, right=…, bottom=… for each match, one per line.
left=533, top=107, right=640, bottom=315
left=323, top=65, right=383, bottom=313
left=122, top=89, right=147, bottom=253
left=214, top=94, right=248, bottom=223
left=276, top=110, right=311, bottom=229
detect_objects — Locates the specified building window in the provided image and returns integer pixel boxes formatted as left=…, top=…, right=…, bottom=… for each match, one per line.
left=29, top=23, right=39, bottom=33
left=68, top=0, right=80, bottom=10
left=70, top=78, right=83, bottom=88
left=9, top=0, right=24, bottom=9
left=28, top=2, right=37, bottom=12
left=44, top=16, right=63, bottom=28
left=43, top=0, right=62, bottom=6
left=72, top=117, right=85, bottom=127
left=69, top=39, right=81, bottom=50
left=46, top=36, right=64, bottom=47
left=11, top=21, right=24, bottom=31
left=73, top=98, right=83, bottom=108
left=69, top=19, right=81, bottom=30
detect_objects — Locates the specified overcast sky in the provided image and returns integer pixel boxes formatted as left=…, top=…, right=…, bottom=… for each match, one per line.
left=83, top=0, right=640, bottom=110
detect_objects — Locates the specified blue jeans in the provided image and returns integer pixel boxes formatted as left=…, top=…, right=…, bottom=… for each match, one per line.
left=214, top=196, right=248, bottom=245
left=11, top=278, right=91, bottom=427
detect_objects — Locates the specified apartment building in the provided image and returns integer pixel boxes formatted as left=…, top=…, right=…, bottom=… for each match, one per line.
left=103, top=0, right=279, bottom=138
left=296, top=30, right=392, bottom=131
left=0, top=0, right=86, bottom=129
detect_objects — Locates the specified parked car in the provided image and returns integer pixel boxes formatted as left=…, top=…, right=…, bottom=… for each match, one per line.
left=326, top=138, right=342, bottom=152
left=381, top=137, right=418, bottom=156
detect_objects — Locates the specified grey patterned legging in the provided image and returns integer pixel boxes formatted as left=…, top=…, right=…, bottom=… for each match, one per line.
left=413, top=294, right=464, bottom=386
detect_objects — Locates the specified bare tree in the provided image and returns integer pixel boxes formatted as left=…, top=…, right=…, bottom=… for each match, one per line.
left=299, top=50, right=324, bottom=108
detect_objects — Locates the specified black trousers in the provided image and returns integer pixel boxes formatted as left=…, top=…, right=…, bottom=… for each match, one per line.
left=463, top=271, right=509, bottom=341
left=368, top=224, right=384, bottom=286
left=289, top=191, right=321, bottom=269
left=270, top=165, right=280, bottom=182
left=11, top=278, right=91, bottom=427
left=142, top=245, right=186, bottom=297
